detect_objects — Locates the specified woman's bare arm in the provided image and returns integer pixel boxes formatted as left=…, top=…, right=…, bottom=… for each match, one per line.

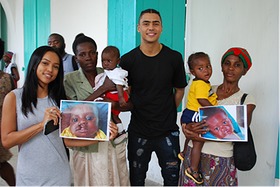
left=1, top=92, right=60, bottom=149
left=11, top=67, right=20, bottom=81
left=85, top=76, right=116, bottom=101
left=174, top=87, right=185, bottom=108
left=247, top=104, right=256, bottom=127
left=181, top=121, right=208, bottom=142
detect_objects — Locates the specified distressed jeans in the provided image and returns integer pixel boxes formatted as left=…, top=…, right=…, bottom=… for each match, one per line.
left=127, top=131, right=181, bottom=186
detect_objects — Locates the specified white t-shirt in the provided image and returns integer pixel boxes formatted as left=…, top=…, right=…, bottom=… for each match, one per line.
left=4, top=62, right=17, bottom=75
left=94, top=67, right=128, bottom=91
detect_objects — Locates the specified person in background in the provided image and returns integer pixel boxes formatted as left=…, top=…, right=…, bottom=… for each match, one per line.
left=63, top=33, right=129, bottom=186
left=179, top=52, right=217, bottom=184
left=179, top=47, right=256, bottom=186
left=1, top=46, right=72, bottom=186
left=3, top=51, right=20, bottom=88
left=94, top=46, right=129, bottom=145
left=0, top=41, right=16, bottom=186
left=48, top=33, right=79, bottom=75
left=119, top=9, right=187, bottom=186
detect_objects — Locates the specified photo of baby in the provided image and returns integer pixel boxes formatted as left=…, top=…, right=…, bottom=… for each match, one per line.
left=199, top=105, right=247, bottom=142
left=59, top=100, right=111, bottom=141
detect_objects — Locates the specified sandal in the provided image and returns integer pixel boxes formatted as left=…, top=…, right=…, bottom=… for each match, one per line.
left=184, top=167, right=203, bottom=184
left=178, top=152, right=185, bottom=161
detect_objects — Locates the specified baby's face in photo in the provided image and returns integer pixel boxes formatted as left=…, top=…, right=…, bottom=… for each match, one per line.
left=206, top=112, right=233, bottom=139
left=69, top=104, right=98, bottom=138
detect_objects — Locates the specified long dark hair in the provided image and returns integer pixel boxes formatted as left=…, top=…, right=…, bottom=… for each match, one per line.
left=21, top=46, right=66, bottom=116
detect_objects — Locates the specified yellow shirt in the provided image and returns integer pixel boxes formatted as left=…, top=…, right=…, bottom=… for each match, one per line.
left=186, top=79, right=217, bottom=111
left=61, top=126, right=107, bottom=140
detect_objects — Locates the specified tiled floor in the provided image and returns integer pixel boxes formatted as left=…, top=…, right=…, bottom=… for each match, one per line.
left=2, top=147, right=279, bottom=186
left=145, top=179, right=162, bottom=186
left=0, top=147, right=162, bottom=186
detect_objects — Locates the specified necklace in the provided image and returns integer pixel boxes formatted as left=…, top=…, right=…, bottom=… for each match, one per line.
left=219, top=84, right=240, bottom=94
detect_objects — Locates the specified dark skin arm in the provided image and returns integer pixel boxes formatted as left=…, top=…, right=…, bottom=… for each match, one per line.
left=11, top=67, right=20, bottom=81
left=197, top=98, right=213, bottom=106
left=83, top=75, right=133, bottom=111
left=103, top=85, right=133, bottom=112
left=181, top=121, right=208, bottom=142
left=116, top=84, right=127, bottom=107
left=103, top=97, right=133, bottom=111
left=65, top=77, right=133, bottom=110
left=247, top=104, right=256, bottom=127
left=85, top=76, right=116, bottom=101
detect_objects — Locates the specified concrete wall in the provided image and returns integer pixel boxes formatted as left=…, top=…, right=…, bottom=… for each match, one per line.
left=1, top=0, right=279, bottom=185
left=184, top=0, right=279, bottom=185
left=0, top=0, right=24, bottom=86
left=50, top=0, right=108, bottom=68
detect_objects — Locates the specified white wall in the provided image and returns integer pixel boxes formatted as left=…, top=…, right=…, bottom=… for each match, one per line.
left=143, top=0, right=279, bottom=185
left=1, top=0, right=279, bottom=185
left=0, top=0, right=24, bottom=87
left=185, top=0, right=279, bottom=185
left=0, top=0, right=108, bottom=86
left=50, top=0, right=108, bottom=68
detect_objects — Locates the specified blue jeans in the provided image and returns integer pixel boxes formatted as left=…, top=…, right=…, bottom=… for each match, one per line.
left=128, top=131, right=181, bottom=186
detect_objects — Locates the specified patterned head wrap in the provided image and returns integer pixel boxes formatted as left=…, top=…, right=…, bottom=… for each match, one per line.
left=221, top=47, right=252, bottom=70
left=4, top=51, right=13, bottom=60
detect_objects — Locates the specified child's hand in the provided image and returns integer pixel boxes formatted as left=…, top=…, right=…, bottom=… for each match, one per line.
left=109, top=121, right=118, bottom=140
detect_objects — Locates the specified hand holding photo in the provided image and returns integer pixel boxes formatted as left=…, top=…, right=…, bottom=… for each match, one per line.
left=199, top=105, right=247, bottom=142
left=60, top=100, right=111, bottom=141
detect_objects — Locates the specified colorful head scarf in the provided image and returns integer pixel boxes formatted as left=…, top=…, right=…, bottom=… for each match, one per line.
left=221, top=47, right=252, bottom=70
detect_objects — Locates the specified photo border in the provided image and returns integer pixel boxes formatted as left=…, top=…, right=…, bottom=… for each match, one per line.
left=59, top=100, right=111, bottom=141
left=199, top=105, right=248, bottom=142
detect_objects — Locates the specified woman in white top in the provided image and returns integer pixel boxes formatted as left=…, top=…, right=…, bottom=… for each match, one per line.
left=179, top=47, right=256, bottom=186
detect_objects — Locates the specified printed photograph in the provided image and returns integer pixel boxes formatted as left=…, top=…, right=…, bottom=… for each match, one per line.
left=199, top=105, right=247, bottom=142
left=59, top=100, right=111, bottom=141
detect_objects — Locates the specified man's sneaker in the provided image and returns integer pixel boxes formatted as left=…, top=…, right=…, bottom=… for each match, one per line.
left=113, top=130, right=127, bottom=145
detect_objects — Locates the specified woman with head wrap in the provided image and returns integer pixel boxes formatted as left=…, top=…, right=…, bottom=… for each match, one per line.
left=178, top=47, right=256, bottom=186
